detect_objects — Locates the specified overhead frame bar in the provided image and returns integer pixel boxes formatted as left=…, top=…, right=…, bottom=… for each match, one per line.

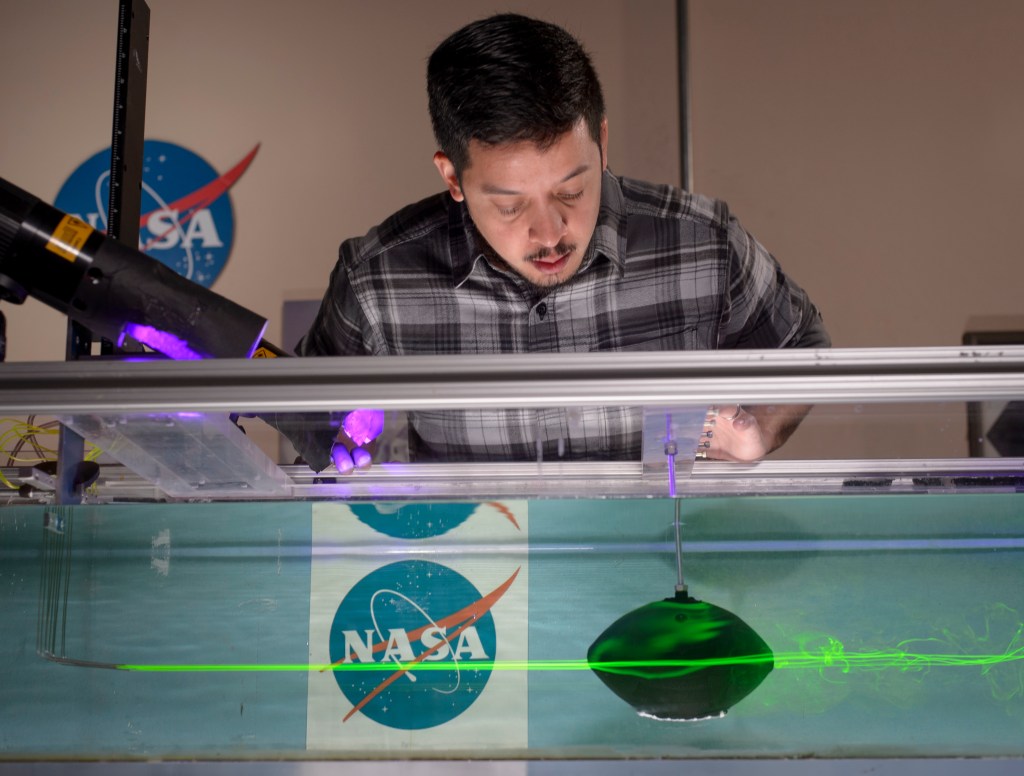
left=0, top=346, right=1022, bottom=414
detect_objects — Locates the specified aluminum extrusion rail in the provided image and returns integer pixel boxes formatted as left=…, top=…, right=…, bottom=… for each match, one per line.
left=0, top=345, right=1023, bottom=414
left=3, top=458, right=1021, bottom=504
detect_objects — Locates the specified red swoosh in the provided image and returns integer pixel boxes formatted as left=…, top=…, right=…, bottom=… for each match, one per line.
left=139, top=143, right=259, bottom=251
left=485, top=501, right=521, bottom=530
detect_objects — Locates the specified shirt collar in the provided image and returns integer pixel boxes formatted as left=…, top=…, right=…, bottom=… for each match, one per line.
left=584, top=169, right=626, bottom=277
left=450, top=169, right=628, bottom=288
left=450, top=199, right=488, bottom=288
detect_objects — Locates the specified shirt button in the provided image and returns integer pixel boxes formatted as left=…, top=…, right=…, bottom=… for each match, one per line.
left=536, top=302, right=548, bottom=319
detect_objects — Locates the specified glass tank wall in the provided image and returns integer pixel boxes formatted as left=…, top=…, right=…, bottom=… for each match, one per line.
left=0, top=346, right=1022, bottom=761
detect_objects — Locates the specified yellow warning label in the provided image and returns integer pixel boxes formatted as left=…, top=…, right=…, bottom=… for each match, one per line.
left=45, top=215, right=94, bottom=263
left=251, top=347, right=278, bottom=359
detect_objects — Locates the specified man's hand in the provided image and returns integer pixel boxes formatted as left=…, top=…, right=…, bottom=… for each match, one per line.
left=331, top=409, right=385, bottom=473
left=698, top=404, right=812, bottom=462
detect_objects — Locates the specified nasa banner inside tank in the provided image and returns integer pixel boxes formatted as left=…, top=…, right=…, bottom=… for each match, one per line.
left=306, top=501, right=529, bottom=750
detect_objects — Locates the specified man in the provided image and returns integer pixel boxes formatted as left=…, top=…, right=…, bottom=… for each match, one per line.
left=297, top=13, right=829, bottom=470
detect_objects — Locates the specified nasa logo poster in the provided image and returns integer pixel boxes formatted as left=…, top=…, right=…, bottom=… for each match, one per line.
left=54, top=140, right=259, bottom=287
left=306, top=501, right=528, bottom=751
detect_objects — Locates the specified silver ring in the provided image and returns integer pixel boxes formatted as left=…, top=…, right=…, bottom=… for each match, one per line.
left=719, top=405, right=743, bottom=422
left=695, top=450, right=707, bottom=460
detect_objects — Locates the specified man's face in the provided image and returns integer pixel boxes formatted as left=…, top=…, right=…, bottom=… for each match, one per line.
left=434, top=118, right=608, bottom=289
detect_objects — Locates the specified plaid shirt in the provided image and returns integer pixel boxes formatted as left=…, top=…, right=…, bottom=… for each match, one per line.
left=299, top=171, right=829, bottom=461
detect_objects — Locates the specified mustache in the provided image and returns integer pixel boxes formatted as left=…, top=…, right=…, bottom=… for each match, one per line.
left=525, top=243, right=576, bottom=263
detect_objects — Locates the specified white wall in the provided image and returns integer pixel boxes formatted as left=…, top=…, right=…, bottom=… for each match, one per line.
left=689, top=0, right=1024, bottom=348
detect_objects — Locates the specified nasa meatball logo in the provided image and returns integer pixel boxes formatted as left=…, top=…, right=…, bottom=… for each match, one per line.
left=54, top=140, right=258, bottom=287
left=328, top=559, right=518, bottom=730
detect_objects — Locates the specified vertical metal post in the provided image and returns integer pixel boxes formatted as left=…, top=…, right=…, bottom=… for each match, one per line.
left=107, top=0, right=150, bottom=249
left=676, top=0, right=693, bottom=191
left=57, top=0, right=150, bottom=504
left=674, top=498, right=687, bottom=595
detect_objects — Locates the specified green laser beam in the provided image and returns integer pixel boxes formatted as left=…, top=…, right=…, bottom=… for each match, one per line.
left=113, top=646, right=1024, bottom=676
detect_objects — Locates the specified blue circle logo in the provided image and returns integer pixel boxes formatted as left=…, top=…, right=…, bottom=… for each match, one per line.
left=328, top=560, right=499, bottom=729
left=54, top=140, right=258, bottom=288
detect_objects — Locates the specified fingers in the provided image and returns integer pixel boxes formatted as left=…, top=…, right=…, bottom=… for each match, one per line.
left=698, top=405, right=745, bottom=460
left=331, top=442, right=373, bottom=474
left=697, top=409, right=716, bottom=460
left=331, top=443, right=355, bottom=474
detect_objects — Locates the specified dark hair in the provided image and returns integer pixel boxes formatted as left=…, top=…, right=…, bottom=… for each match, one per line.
left=427, top=14, right=606, bottom=174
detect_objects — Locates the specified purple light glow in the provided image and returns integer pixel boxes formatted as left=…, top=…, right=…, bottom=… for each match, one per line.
left=342, top=408, right=385, bottom=446
left=122, top=323, right=206, bottom=360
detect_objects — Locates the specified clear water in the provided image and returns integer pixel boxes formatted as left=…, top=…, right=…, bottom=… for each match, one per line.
left=1, top=493, right=1022, bottom=760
